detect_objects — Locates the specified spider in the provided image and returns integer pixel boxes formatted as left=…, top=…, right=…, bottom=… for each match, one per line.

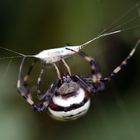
left=17, top=39, right=139, bottom=121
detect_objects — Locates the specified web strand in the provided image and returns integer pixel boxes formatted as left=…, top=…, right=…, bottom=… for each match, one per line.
left=0, top=46, right=26, bottom=57
left=99, top=3, right=139, bottom=34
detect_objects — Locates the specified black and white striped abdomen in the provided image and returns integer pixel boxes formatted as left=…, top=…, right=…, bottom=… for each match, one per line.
left=48, top=87, right=91, bottom=121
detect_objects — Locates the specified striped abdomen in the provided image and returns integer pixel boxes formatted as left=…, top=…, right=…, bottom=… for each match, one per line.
left=48, top=87, right=91, bottom=121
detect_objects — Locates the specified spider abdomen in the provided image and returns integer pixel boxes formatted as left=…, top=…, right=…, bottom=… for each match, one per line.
left=48, top=87, right=91, bottom=121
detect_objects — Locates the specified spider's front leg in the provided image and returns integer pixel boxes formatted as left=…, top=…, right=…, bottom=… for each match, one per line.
left=33, top=79, right=61, bottom=112
left=36, top=62, right=62, bottom=100
left=66, top=48, right=105, bottom=92
left=66, top=48, right=101, bottom=80
left=17, top=57, right=61, bottom=112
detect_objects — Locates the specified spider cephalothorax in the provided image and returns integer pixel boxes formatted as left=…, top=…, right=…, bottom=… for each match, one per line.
left=17, top=39, right=139, bottom=121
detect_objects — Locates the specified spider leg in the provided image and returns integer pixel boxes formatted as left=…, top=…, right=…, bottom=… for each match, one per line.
left=53, top=63, right=61, bottom=79
left=101, top=39, right=140, bottom=82
left=61, top=59, right=72, bottom=75
left=17, top=57, right=61, bottom=112
left=66, top=48, right=102, bottom=83
left=37, top=63, right=62, bottom=100
left=33, top=79, right=61, bottom=111
left=17, top=57, right=37, bottom=106
left=73, top=75, right=105, bottom=93
left=23, top=59, right=38, bottom=82
left=72, top=75, right=95, bottom=93
left=35, top=64, right=61, bottom=111
left=37, top=60, right=62, bottom=99
left=36, top=63, right=46, bottom=98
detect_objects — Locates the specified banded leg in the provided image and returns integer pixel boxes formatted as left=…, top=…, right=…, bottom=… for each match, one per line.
left=17, top=58, right=41, bottom=108
left=23, top=59, right=38, bottom=83
left=17, top=57, right=37, bottom=106
left=66, top=48, right=102, bottom=83
left=36, top=63, right=46, bottom=98
left=17, top=57, right=61, bottom=111
left=62, top=59, right=72, bottom=75
left=101, top=39, right=140, bottom=82
left=33, top=79, right=61, bottom=111
left=73, top=75, right=105, bottom=93
left=37, top=63, right=62, bottom=101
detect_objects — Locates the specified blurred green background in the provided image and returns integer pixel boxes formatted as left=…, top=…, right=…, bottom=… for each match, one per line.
left=0, top=0, right=140, bottom=140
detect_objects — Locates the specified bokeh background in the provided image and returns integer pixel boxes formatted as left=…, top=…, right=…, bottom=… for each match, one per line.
left=0, top=0, right=140, bottom=140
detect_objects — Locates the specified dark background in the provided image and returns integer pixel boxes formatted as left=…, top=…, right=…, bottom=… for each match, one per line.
left=0, top=0, right=140, bottom=140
